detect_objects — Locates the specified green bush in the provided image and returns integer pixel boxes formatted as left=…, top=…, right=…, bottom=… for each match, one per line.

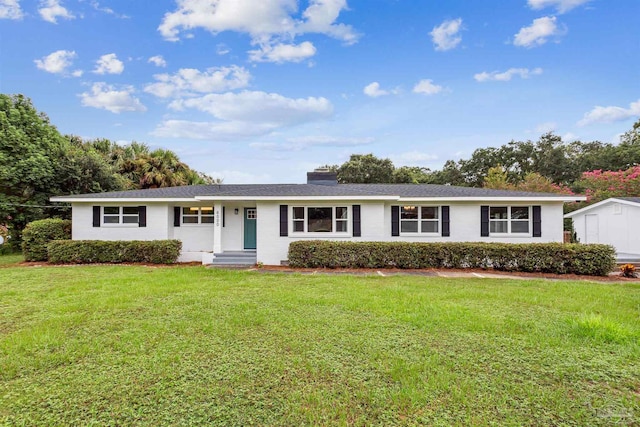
left=48, top=240, right=182, bottom=264
left=288, top=241, right=616, bottom=276
left=21, top=219, right=72, bottom=261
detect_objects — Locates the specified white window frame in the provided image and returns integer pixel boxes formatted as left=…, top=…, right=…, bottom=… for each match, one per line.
left=400, top=206, right=440, bottom=235
left=489, top=206, right=531, bottom=235
left=291, top=206, right=349, bottom=234
left=181, top=207, right=214, bottom=225
left=102, top=206, right=139, bottom=226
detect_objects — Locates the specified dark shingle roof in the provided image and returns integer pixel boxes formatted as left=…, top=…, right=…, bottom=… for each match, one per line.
left=52, top=183, right=576, bottom=200
left=616, top=197, right=640, bottom=204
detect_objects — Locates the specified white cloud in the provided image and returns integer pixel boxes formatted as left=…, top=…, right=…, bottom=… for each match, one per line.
left=527, top=0, right=591, bottom=13
left=363, top=82, right=388, bottom=98
left=154, top=90, right=333, bottom=141
left=535, top=121, right=557, bottom=133
left=158, top=0, right=358, bottom=49
left=249, top=41, right=316, bottom=63
left=0, top=0, right=23, bottom=19
left=89, top=1, right=129, bottom=18
left=144, top=66, right=251, bottom=98
left=578, top=99, right=640, bottom=126
left=38, top=0, right=75, bottom=23
left=34, top=50, right=81, bottom=75
left=251, top=135, right=374, bottom=151
left=562, top=132, right=578, bottom=142
left=93, top=53, right=124, bottom=74
left=152, top=119, right=274, bottom=140
left=513, top=16, right=564, bottom=48
left=170, top=90, right=332, bottom=123
left=430, top=18, right=463, bottom=51
left=148, top=55, right=167, bottom=67
left=474, top=67, right=543, bottom=82
left=79, top=82, right=146, bottom=114
left=216, top=43, right=230, bottom=55
left=412, top=79, right=443, bottom=95
left=391, top=151, right=438, bottom=167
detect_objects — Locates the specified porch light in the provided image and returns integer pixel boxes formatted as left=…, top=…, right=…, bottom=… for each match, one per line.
left=234, top=208, right=239, bottom=215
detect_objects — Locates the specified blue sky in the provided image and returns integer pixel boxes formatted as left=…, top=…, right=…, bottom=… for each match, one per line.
left=1, top=0, right=639, bottom=183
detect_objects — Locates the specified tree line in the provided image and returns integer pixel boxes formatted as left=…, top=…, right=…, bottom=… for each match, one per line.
left=1, top=94, right=214, bottom=246
left=327, top=119, right=640, bottom=207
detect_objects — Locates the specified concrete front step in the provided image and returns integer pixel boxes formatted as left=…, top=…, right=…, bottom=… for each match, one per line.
left=208, top=251, right=256, bottom=266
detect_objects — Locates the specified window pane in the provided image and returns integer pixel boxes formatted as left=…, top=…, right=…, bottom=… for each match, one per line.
left=401, top=221, right=418, bottom=233
left=201, top=216, right=214, bottom=224
left=122, top=216, right=138, bottom=224
left=421, top=220, right=438, bottom=233
left=421, top=206, right=438, bottom=219
left=183, top=216, right=198, bottom=224
left=293, top=221, right=304, bottom=232
left=104, top=207, right=119, bottom=215
left=103, top=215, right=119, bottom=224
left=293, top=207, right=305, bottom=220
left=336, top=207, right=348, bottom=219
left=511, top=221, right=529, bottom=233
left=490, top=207, right=508, bottom=219
left=336, top=220, right=348, bottom=232
left=511, top=207, right=529, bottom=219
left=308, top=208, right=332, bottom=232
left=401, top=206, right=418, bottom=220
left=490, top=220, right=508, bottom=233
left=123, top=207, right=139, bottom=215
left=183, top=207, right=198, bottom=215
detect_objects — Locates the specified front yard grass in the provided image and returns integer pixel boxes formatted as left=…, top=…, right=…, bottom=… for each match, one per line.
left=0, top=262, right=638, bottom=425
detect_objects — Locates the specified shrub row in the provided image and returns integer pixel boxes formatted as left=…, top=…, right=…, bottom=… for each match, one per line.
left=22, top=219, right=72, bottom=261
left=288, top=241, right=616, bottom=276
left=48, top=240, right=182, bottom=264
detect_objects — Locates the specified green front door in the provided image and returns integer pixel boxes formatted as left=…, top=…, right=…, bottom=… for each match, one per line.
left=244, top=208, right=257, bottom=249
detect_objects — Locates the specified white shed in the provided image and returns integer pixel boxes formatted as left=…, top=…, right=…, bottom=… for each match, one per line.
left=565, top=197, right=640, bottom=260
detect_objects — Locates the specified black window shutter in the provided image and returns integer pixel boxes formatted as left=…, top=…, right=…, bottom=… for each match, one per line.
left=352, top=205, right=361, bottom=237
left=481, top=206, right=489, bottom=237
left=280, top=205, right=288, bottom=236
left=173, top=207, right=181, bottom=227
left=92, top=206, right=100, bottom=227
left=441, top=206, right=450, bottom=237
left=222, top=206, right=225, bottom=227
left=138, top=206, right=147, bottom=227
left=532, top=205, right=542, bottom=237
left=391, top=206, right=400, bottom=236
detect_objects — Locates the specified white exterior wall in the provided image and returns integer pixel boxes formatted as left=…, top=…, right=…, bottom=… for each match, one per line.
left=221, top=203, right=251, bottom=252
left=72, top=200, right=566, bottom=265
left=255, top=201, right=565, bottom=265
left=570, top=201, right=640, bottom=255
left=72, top=203, right=170, bottom=241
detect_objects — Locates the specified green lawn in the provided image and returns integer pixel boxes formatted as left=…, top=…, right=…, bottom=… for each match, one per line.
left=0, top=262, right=638, bottom=426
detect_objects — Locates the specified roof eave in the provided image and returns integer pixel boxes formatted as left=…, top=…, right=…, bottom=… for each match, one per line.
left=564, top=197, right=640, bottom=218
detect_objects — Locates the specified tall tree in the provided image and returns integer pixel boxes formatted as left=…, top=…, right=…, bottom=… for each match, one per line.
left=0, top=94, right=71, bottom=245
left=336, top=154, right=395, bottom=183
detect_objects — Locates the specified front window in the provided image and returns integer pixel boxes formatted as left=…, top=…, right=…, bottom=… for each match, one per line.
left=490, top=206, right=530, bottom=234
left=182, top=207, right=214, bottom=224
left=401, top=206, right=439, bottom=234
left=292, top=206, right=348, bottom=233
left=103, top=206, right=138, bottom=225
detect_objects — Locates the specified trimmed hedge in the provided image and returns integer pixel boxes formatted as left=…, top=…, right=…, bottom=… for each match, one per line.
left=22, top=218, right=72, bottom=261
left=288, top=241, right=616, bottom=276
left=47, top=240, right=182, bottom=264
